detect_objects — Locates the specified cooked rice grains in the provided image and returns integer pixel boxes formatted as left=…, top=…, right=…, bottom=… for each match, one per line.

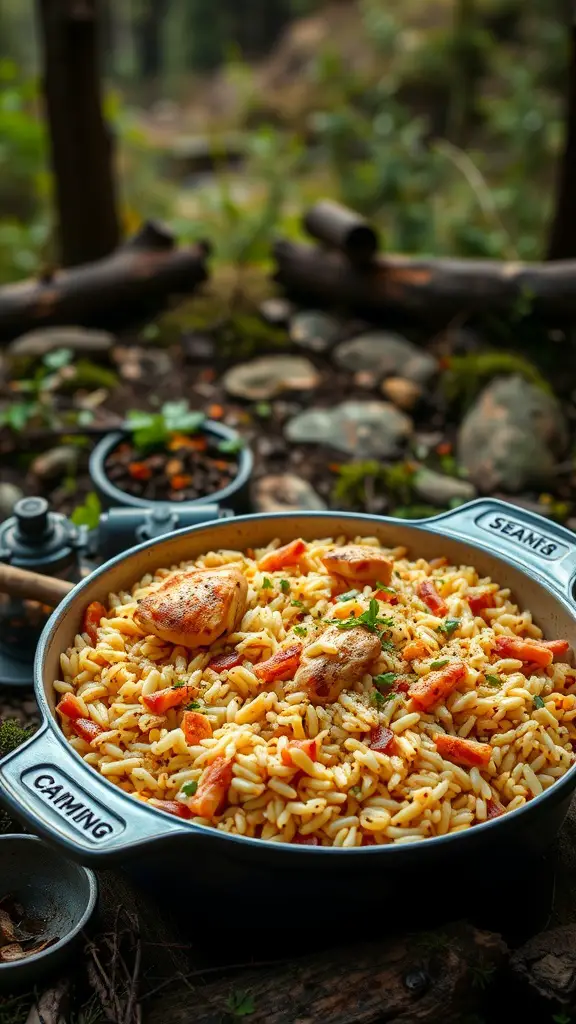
left=55, top=537, right=576, bottom=847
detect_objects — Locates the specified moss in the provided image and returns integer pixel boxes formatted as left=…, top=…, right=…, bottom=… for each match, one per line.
left=442, top=351, right=551, bottom=410
left=332, top=460, right=416, bottom=508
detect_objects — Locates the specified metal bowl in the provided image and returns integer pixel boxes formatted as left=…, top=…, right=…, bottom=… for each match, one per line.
left=1, top=500, right=576, bottom=889
left=0, top=834, right=97, bottom=990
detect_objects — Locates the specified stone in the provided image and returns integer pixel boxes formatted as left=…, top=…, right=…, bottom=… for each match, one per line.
left=413, top=467, right=476, bottom=507
left=290, top=311, right=341, bottom=352
left=223, top=356, right=320, bottom=401
left=30, top=446, right=79, bottom=482
left=9, top=327, right=114, bottom=359
left=182, top=332, right=216, bottom=362
left=285, top=400, right=413, bottom=457
left=333, top=331, right=438, bottom=385
left=253, top=473, right=326, bottom=513
left=354, top=370, right=379, bottom=390
left=0, top=482, right=23, bottom=521
left=457, top=375, right=568, bottom=493
left=381, top=376, right=422, bottom=411
left=260, top=297, right=295, bottom=326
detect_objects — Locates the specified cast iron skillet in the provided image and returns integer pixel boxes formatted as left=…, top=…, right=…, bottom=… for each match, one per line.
left=2, top=499, right=576, bottom=877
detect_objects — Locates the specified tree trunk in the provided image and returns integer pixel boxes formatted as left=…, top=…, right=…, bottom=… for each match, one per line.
left=36, top=0, right=120, bottom=268
left=547, top=14, right=576, bottom=259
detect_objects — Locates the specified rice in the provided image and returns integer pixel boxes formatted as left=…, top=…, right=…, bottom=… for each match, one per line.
left=54, top=535, right=576, bottom=847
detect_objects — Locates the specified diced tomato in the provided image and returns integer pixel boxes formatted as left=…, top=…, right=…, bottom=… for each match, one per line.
left=142, top=685, right=195, bottom=715
left=182, top=710, right=212, bottom=745
left=72, top=718, right=104, bottom=744
left=468, top=592, right=496, bottom=616
left=362, top=834, right=376, bottom=846
left=208, top=651, right=243, bottom=673
left=128, top=461, right=152, bottom=481
left=403, top=639, right=429, bottom=661
left=375, top=588, right=398, bottom=605
left=393, top=678, right=411, bottom=693
left=417, top=580, right=448, bottom=616
left=494, top=636, right=554, bottom=668
left=82, top=601, right=107, bottom=645
left=254, top=643, right=303, bottom=683
left=258, top=539, right=307, bottom=572
left=149, top=799, right=192, bottom=819
left=545, top=639, right=571, bottom=658
left=370, top=725, right=397, bottom=754
left=486, top=797, right=506, bottom=819
left=56, top=693, right=84, bottom=721
left=187, top=757, right=233, bottom=819
left=281, top=738, right=318, bottom=767
left=435, top=734, right=492, bottom=767
left=409, top=660, right=466, bottom=711
left=170, top=474, right=193, bottom=491
left=292, top=834, right=320, bottom=845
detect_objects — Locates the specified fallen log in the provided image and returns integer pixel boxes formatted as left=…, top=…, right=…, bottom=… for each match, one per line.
left=0, top=222, right=210, bottom=343
left=303, top=199, right=379, bottom=266
left=273, top=239, right=576, bottom=324
left=146, top=921, right=507, bottom=1024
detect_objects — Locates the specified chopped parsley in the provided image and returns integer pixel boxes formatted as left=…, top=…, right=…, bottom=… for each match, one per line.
left=185, top=701, right=202, bottom=710
left=373, top=672, right=397, bottom=690
left=533, top=695, right=546, bottom=710
left=280, top=579, right=290, bottom=594
left=437, top=618, right=461, bottom=637
left=375, top=581, right=396, bottom=594
left=293, top=626, right=308, bottom=637
left=335, top=599, right=393, bottom=633
left=292, top=599, right=305, bottom=608
left=262, top=577, right=273, bottom=589
left=380, top=637, right=396, bottom=652
left=430, top=658, right=450, bottom=669
left=371, top=688, right=396, bottom=706
left=182, top=780, right=198, bottom=797
left=337, top=589, right=359, bottom=602
left=172, top=679, right=186, bottom=689
left=485, top=674, right=501, bottom=687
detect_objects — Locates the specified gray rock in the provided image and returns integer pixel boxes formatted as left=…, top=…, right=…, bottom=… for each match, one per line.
left=30, top=446, right=79, bottom=482
left=334, top=331, right=438, bottom=385
left=0, top=482, right=23, bottom=521
left=254, top=473, right=326, bottom=513
left=260, top=297, right=295, bottom=326
left=223, top=356, right=320, bottom=401
left=413, top=467, right=476, bottom=507
left=457, top=375, right=568, bottom=493
left=9, top=327, right=114, bottom=359
left=381, top=376, right=422, bottom=410
left=290, top=311, right=341, bottom=352
left=285, top=400, right=413, bottom=457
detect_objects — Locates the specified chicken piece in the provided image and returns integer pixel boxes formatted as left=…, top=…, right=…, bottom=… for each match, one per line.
left=134, top=567, right=248, bottom=648
left=321, top=545, right=394, bottom=586
left=287, top=625, right=381, bottom=705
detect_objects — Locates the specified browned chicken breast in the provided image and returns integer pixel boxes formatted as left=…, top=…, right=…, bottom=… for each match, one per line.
left=287, top=625, right=381, bottom=704
left=134, top=567, right=248, bottom=648
left=321, top=545, right=394, bottom=586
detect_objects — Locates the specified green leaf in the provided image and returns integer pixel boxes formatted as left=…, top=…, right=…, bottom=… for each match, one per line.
left=217, top=437, right=244, bottom=454
left=430, top=658, right=450, bottom=669
left=280, top=579, right=290, bottom=594
left=185, top=701, right=202, bottom=710
left=254, top=401, right=272, bottom=418
left=70, top=491, right=101, bottom=530
left=292, top=599, right=305, bottom=608
left=373, top=672, right=397, bottom=689
left=262, top=577, right=273, bottom=589
left=485, top=674, right=501, bottom=687
left=162, top=400, right=205, bottom=435
left=335, top=598, right=393, bottom=633
left=371, top=688, right=396, bottom=706
left=225, top=991, right=256, bottom=1017
left=182, top=781, right=198, bottom=797
left=172, top=680, right=186, bottom=689
left=293, top=626, right=308, bottom=637
left=42, top=347, right=73, bottom=370
left=533, top=695, right=546, bottom=709
left=437, top=618, right=461, bottom=637
left=375, top=582, right=396, bottom=593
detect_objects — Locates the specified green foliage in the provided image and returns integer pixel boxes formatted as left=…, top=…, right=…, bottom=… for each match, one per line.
left=443, top=351, right=551, bottom=409
left=70, top=492, right=102, bottom=530
left=332, top=461, right=416, bottom=508
left=0, top=718, right=33, bottom=760
left=127, top=400, right=205, bottom=451
left=225, top=990, right=256, bottom=1017
left=392, top=504, right=444, bottom=519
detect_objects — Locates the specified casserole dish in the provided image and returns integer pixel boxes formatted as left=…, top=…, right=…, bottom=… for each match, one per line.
left=2, top=499, right=576, bottom=891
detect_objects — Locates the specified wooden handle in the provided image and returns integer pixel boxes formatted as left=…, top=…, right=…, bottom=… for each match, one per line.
left=0, top=563, right=75, bottom=607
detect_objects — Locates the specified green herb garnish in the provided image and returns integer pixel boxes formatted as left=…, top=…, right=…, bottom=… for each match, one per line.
left=293, top=626, right=308, bottom=637
left=430, top=658, right=450, bottom=669
left=437, top=618, right=461, bottom=637
left=375, top=582, right=396, bottom=594
left=485, top=674, right=501, bottom=687
left=262, top=577, right=273, bottom=589
left=337, top=589, right=359, bottom=602
left=373, top=672, right=397, bottom=689
left=371, top=688, right=396, bottom=706
left=182, top=781, right=198, bottom=797
left=172, top=679, right=186, bottom=689
left=185, top=701, right=202, bottom=710
left=380, top=637, right=396, bottom=652
left=292, top=599, right=305, bottom=608
left=533, top=695, right=546, bottom=709
left=225, top=991, right=255, bottom=1017
left=280, top=579, right=290, bottom=594
left=335, top=599, right=393, bottom=633
left=217, top=437, right=244, bottom=455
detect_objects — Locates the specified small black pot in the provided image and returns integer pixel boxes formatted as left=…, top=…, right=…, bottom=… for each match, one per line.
left=89, top=420, right=253, bottom=514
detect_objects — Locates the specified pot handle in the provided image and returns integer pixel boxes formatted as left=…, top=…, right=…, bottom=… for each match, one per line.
left=0, top=723, right=198, bottom=864
left=420, top=498, right=576, bottom=601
